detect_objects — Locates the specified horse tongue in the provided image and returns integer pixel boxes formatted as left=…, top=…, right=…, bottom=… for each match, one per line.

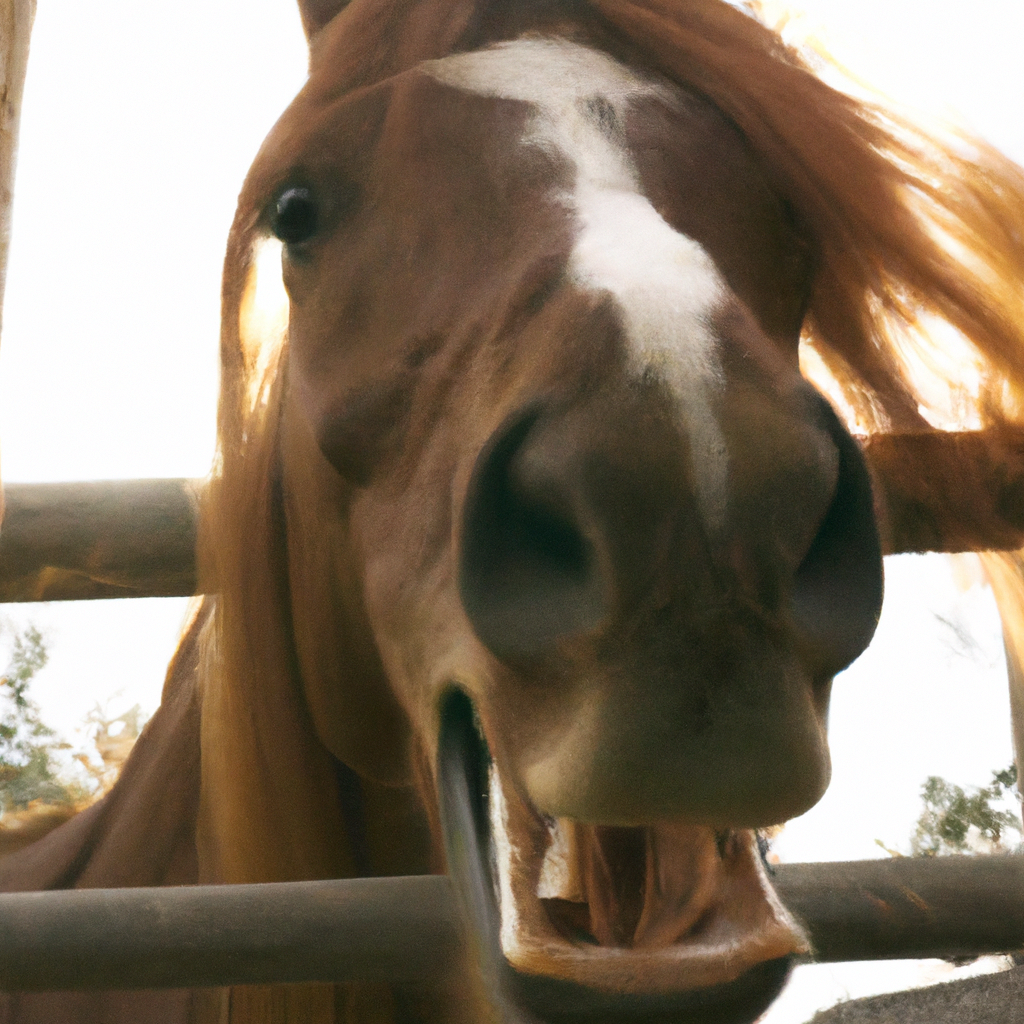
left=633, top=823, right=724, bottom=948
left=580, top=822, right=724, bottom=949
left=579, top=826, right=647, bottom=946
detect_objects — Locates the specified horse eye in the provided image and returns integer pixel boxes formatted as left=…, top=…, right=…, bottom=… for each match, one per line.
left=271, top=187, right=319, bottom=245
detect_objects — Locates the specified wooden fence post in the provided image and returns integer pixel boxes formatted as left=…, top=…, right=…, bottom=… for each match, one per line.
left=0, top=0, right=36, bottom=525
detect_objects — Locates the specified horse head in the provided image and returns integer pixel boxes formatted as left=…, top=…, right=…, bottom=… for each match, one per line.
left=197, top=0, right=1024, bottom=1020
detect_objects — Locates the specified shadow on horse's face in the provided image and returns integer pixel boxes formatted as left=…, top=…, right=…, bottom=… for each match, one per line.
left=257, top=34, right=882, bottom=1020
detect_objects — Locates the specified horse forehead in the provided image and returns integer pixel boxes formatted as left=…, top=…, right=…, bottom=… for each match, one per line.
left=423, top=38, right=730, bottom=526
left=420, top=38, right=664, bottom=190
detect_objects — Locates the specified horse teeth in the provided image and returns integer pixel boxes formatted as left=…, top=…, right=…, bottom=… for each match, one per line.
left=537, top=818, right=586, bottom=902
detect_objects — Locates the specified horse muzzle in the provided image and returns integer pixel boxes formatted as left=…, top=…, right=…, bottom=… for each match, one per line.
left=456, top=390, right=883, bottom=827
left=437, top=691, right=803, bottom=1024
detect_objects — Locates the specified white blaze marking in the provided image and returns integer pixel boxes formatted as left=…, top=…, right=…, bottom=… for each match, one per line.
left=424, top=38, right=729, bottom=525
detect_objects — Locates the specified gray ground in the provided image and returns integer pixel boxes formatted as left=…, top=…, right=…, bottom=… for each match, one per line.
left=808, top=965, right=1024, bottom=1023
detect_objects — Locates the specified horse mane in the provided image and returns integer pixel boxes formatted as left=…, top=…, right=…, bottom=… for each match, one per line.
left=197, top=0, right=1024, bottom=884
left=196, top=220, right=363, bottom=884
left=582, top=0, right=1024, bottom=433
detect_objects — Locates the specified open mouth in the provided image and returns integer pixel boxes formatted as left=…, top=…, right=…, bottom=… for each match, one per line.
left=438, top=691, right=808, bottom=1023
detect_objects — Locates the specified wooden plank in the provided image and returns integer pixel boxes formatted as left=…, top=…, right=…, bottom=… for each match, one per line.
left=0, top=0, right=38, bottom=526
left=0, top=479, right=200, bottom=601
left=0, top=0, right=35, bottom=324
left=0, top=858, right=1021, bottom=991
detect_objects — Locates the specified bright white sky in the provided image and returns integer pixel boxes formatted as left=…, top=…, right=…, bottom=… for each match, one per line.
left=0, top=1, right=1022, bottom=1020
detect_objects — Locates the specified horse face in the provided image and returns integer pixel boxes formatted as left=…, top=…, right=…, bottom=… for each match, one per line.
left=260, top=34, right=881, bottom=1013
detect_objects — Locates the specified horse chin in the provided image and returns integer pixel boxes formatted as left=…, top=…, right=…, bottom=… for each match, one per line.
left=438, top=691, right=806, bottom=1023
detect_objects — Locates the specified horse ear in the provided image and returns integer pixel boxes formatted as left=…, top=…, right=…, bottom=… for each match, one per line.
left=296, top=0, right=348, bottom=41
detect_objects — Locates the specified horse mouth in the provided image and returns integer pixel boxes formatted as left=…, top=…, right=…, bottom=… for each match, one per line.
left=438, top=691, right=807, bottom=1022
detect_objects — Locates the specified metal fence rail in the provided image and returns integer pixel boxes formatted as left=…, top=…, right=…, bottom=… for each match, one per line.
left=0, top=479, right=199, bottom=602
left=1, top=483, right=1022, bottom=989
left=775, top=855, right=1024, bottom=962
left=4, top=447, right=1024, bottom=603
left=0, top=876, right=462, bottom=991
left=0, top=857, right=1021, bottom=992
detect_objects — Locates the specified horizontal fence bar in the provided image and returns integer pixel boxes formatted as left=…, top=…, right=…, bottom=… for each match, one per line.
left=3, top=441, right=1024, bottom=604
left=775, top=855, right=1024, bottom=962
left=0, top=857, right=1021, bottom=992
left=0, top=479, right=199, bottom=602
left=0, top=875, right=463, bottom=991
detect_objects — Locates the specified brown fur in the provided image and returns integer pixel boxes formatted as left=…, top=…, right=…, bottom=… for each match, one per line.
left=4, top=2, right=1024, bottom=1022
left=203, top=0, right=1024, bottom=875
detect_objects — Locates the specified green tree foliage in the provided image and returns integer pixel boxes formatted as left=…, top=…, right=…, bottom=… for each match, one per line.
left=911, top=764, right=1022, bottom=856
left=0, top=625, right=81, bottom=814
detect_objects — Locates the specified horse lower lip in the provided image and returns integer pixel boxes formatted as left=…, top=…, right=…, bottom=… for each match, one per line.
left=437, top=691, right=804, bottom=1023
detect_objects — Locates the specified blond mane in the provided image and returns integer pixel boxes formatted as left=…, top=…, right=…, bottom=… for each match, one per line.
left=197, top=223, right=361, bottom=884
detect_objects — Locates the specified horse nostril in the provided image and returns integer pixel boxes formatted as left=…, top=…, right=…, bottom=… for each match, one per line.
left=790, top=401, right=884, bottom=675
left=459, top=411, right=606, bottom=660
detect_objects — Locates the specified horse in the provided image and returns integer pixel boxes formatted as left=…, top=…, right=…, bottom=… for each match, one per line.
left=4, top=0, right=1024, bottom=1022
